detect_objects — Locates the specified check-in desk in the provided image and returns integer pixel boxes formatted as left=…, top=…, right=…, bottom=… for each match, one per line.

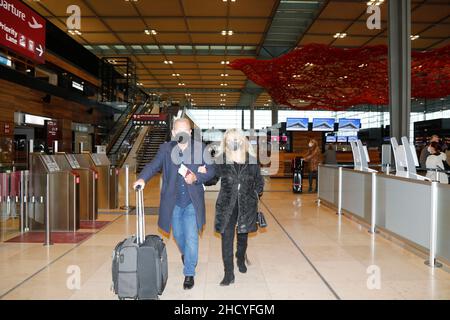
left=29, top=153, right=80, bottom=232
left=82, top=153, right=119, bottom=210
left=318, top=165, right=450, bottom=266
left=64, top=153, right=98, bottom=221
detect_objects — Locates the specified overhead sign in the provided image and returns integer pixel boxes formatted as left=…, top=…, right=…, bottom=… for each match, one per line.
left=0, top=0, right=46, bottom=63
left=132, top=114, right=168, bottom=126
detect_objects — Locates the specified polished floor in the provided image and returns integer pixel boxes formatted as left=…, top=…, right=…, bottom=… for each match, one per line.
left=0, top=173, right=449, bottom=300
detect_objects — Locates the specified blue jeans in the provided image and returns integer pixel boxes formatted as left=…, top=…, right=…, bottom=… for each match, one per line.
left=171, top=204, right=199, bottom=277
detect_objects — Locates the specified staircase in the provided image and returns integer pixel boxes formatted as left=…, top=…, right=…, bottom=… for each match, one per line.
left=136, top=126, right=169, bottom=174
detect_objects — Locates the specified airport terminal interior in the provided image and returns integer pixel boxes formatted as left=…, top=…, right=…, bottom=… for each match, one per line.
left=0, top=0, right=450, bottom=300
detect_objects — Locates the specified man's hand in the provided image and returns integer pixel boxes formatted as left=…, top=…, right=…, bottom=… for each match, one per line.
left=133, top=179, right=146, bottom=190
left=184, top=172, right=197, bottom=185
left=197, top=165, right=207, bottom=174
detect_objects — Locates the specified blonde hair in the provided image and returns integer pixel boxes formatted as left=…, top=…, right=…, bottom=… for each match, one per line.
left=217, top=128, right=257, bottom=159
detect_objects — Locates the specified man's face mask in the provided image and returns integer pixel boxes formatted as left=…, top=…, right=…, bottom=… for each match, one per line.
left=173, top=130, right=191, bottom=144
left=227, top=139, right=243, bottom=151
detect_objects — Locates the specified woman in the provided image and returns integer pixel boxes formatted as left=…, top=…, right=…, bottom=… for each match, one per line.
left=209, top=129, right=264, bottom=286
left=426, top=142, right=448, bottom=184
left=304, top=139, right=321, bottom=193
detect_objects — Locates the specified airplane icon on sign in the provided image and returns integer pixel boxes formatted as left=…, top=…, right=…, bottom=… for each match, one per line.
left=28, top=16, right=43, bottom=29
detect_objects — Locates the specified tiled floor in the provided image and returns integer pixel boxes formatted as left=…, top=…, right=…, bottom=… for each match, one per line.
left=0, top=174, right=449, bottom=300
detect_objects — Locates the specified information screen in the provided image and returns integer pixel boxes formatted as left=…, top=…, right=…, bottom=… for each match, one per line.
left=312, top=118, right=335, bottom=131
left=286, top=118, right=309, bottom=131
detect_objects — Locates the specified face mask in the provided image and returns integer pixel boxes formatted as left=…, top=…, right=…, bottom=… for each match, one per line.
left=173, top=131, right=190, bottom=144
left=227, top=139, right=242, bottom=151
left=427, top=147, right=432, bottom=153
left=308, top=143, right=313, bottom=148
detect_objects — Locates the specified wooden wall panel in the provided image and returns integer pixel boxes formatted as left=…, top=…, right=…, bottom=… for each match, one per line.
left=0, top=79, right=106, bottom=126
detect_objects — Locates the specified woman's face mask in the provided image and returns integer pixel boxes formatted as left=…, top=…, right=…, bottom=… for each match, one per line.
left=308, top=142, right=313, bottom=148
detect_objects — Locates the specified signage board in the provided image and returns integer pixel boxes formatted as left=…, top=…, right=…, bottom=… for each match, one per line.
left=0, top=0, right=46, bottom=63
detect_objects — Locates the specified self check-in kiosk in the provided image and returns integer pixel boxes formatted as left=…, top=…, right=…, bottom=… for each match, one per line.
left=64, top=153, right=98, bottom=221
left=81, top=153, right=119, bottom=210
left=28, top=153, right=80, bottom=232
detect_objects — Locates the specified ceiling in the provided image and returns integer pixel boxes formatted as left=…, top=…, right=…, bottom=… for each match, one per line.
left=26, top=0, right=450, bottom=108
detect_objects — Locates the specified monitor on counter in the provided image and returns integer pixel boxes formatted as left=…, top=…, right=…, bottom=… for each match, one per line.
left=347, top=136, right=358, bottom=142
left=312, top=118, right=335, bottom=131
left=339, top=118, right=361, bottom=131
left=326, top=136, right=337, bottom=143
left=286, top=118, right=309, bottom=131
left=337, top=136, right=348, bottom=143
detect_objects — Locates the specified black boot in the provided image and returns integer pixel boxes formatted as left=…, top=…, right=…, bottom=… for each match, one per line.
left=183, top=276, right=194, bottom=290
left=220, top=273, right=235, bottom=286
left=236, top=257, right=247, bottom=273
left=236, top=233, right=248, bottom=273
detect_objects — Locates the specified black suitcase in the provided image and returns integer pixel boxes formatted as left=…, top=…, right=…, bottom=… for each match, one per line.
left=111, top=186, right=168, bottom=300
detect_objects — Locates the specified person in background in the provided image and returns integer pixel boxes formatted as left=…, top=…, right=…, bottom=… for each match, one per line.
left=420, top=134, right=440, bottom=169
left=304, top=139, right=321, bottom=193
left=323, top=144, right=337, bottom=165
left=425, top=142, right=448, bottom=184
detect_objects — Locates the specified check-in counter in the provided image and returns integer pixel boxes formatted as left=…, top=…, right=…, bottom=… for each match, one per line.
left=318, top=164, right=450, bottom=266
left=29, top=153, right=80, bottom=232
left=82, top=153, right=119, bottom=210
left=64, top=153, right=98, bottom=221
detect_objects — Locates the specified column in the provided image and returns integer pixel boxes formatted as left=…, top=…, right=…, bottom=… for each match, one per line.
left=388, top=0, right=411, bottom=141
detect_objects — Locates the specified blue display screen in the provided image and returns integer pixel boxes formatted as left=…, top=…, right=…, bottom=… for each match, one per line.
left=312, top=118, right=335, bottom=131
left=337, top=136, right=348, bottom=143
left=286, top=118, right=309, bottom=131
left=339, top=118, right=361, bottom=131
left=326, top=136, right=337, bottom=143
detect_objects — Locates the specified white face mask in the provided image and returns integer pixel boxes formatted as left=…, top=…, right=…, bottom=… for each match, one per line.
left=308, top=143, right=313, bottom=148
left=427, top=147, right=432, bottom=153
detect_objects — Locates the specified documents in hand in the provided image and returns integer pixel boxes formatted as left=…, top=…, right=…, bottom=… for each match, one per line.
left=178, top=163, right=193, bottom=177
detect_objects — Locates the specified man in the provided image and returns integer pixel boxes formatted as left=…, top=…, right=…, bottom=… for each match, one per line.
left=133, top=118, right=215, bottom=290
left=419, top=134, right=440, bottom=169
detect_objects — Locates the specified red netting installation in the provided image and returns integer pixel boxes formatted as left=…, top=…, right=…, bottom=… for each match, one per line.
left=230, top=43, right=450, bottom=110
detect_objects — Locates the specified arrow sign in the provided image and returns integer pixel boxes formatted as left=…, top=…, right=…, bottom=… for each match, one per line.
left=36, top=44, right=44, bottom=57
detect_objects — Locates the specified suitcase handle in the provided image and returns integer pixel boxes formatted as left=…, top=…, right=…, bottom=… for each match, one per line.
left=135, top=187, right=145, bottom=245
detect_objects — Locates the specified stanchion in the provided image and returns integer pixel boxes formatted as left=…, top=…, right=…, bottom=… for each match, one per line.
left=337, top=167, right=343, bottom=216
left=369, top=172, right=379, bottom=234
left=316, top=167, right=321, bottom=206
left=20, top=171, right=24, bottom=233
left=425, top=180, right=442, bottom=268
left=44, top=174, right=53, bottom=246
left=120, top=165, right=134, bottom=212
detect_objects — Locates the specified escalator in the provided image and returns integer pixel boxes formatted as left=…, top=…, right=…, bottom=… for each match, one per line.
left=107, top=101, right=149, bottom=154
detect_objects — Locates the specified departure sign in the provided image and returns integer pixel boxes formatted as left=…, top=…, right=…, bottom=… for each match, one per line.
left=0, top=0, right=46, bottom=63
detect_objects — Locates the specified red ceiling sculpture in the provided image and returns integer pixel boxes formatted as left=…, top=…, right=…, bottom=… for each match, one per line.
left=230, top=43, right=450, bottom=110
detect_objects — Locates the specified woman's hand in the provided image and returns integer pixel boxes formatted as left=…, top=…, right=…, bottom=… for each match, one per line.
left=197, top=165, right=207, bottom=174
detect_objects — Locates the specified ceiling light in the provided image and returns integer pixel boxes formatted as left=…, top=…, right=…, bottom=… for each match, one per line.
left=367, top=0, right=384, bottom=6
left=221, top=61, right=230, bottom=65
left=220, top=94, right=227, bottom=97
left=145, top=29, right=157, bottom=35
left=221, top=30, right=233, bottom=36
left=178, top=83, right=185, bottom=86
left=333, top=33, right=347, bottom=39
left=220, top=74, right=229, bottom=77
left=220, top=83, right=228, bottom=86
left=164, top=60, right=173, bottom=64
left=68, top=29, right=82, bottom=36
left=410, top=34, right=420, bottom=41
left=172, top=73, right=180, bottom=77
left=223, top=0, right=236, bottom=2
